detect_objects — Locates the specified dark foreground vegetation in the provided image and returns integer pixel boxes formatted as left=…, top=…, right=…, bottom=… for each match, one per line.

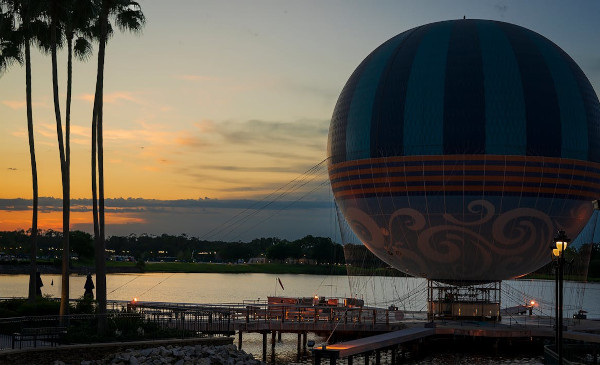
left=0, top=297, right=189, bottom=344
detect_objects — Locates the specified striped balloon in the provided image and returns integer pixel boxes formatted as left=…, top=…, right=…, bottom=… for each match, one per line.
left=328, top=19, right=600, bottom=283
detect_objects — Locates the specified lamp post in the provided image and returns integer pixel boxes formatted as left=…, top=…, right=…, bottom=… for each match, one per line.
left=552, top=230, right=570, bottom=365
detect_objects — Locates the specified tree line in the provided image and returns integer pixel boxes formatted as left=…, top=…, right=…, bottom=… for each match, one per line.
left=1, top=0, right=145, bottom=332
left=0, top=230, right=347, bottom=265
left=2, top=229, right=599, bottom=279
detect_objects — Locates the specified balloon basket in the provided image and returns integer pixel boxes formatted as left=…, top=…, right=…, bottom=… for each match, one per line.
left=427, top=280, right=501, bottom=322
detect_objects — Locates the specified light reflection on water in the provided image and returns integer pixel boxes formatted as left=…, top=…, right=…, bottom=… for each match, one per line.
left=1, top=272, right=597, bottom=363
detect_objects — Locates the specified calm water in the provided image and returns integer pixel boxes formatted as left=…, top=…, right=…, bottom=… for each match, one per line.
left=2, top=272, right=599, bottom=363
left=1, top=273, right=598, bottom=318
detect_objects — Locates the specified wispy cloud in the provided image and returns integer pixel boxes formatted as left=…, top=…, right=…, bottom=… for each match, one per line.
left=2, top=100, right=49, bottom=109
left=77, top=91, right=145, bottom=105
left=0, top=197, right=331, bottom=212
left=187, top=118, right=328, bottom=150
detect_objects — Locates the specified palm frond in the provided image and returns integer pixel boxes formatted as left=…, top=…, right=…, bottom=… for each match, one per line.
left=113, top=0, right=145, bottom=34
left=73, top=36, right=92, bottom=60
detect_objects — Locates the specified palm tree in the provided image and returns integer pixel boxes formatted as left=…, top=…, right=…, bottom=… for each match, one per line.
left=46, top=0, right=97, bottom=321
left=0, top=7, right=22, bottom=72
left=1, top=0, right=44, bottom=304
left=92, top=0, right=144, bottom=332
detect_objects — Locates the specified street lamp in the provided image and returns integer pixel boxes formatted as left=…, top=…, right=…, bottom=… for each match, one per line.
left=552, top=230, right=570, bottom=365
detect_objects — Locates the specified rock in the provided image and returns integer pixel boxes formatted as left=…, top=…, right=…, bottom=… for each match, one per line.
left=52, top=342, right=259, bottom=365
left=139, top=348, right=153, bottom=357
left=160, top=348, right=171, bottom=357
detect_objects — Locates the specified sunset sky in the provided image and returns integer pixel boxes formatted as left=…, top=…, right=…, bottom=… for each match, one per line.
left=1, top=0, right=599, bottom=241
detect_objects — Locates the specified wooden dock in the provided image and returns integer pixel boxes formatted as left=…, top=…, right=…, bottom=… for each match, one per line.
left=313, top=321, right=600, bottom=365
left=313, top=327, right=433, bottom=364
left=125, top=299, right=405, bottom=362
left=3, top=298, right=599, bottom=364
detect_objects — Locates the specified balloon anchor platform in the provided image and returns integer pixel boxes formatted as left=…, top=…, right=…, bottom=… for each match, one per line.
left=426, top=280, right=502, bottom=322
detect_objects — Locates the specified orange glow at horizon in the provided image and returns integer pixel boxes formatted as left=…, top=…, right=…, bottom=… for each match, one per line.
left=0, top=210, right=146, bottom=232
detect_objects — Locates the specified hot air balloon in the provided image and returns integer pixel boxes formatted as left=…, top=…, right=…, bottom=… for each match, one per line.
left=328, top=19, right=600, bottom=283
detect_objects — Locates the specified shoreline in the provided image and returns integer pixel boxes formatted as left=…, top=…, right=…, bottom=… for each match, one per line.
left=1, top=262, right=598, bottom=282
left=0, top=262, right=403, bottom=277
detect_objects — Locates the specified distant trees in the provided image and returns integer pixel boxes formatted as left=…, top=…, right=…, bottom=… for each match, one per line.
left=3, top=230, right=600, bottom=281
left=0, top=231, right=346, bottom=266
left=590, top=243, right=600, bottom=278
left=70, top=231, right=94, bottom=262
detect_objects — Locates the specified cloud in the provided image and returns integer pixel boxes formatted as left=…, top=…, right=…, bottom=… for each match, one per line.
left=174, top=136, right=211, bottom=148
left=0, top=197, right=331, bottom=212
left=192, top=118, right=328, bottom=149
left=2, top=100, right=49, bottom=109
left=280, top=79, right=337, bottom=102
left=0, top=194, right=336, bottom=241
left=77, top=91, right=145, bottom=105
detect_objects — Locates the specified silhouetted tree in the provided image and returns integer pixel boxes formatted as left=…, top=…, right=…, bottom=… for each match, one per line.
left=91, top=0, right=144, bottom=333
left=44, top=0, right=97, bottom=320
left=1, top=0, right=45, bottom=303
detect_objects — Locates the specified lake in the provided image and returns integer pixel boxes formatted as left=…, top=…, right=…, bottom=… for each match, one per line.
left=1, top=272, right=598, bottom=318
left=2, top=272, right=599, bottom=364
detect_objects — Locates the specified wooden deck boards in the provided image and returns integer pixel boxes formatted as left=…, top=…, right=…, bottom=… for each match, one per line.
left=318, top=327, right=434, bottom=358
left=313, top=322, right=600, bottom=361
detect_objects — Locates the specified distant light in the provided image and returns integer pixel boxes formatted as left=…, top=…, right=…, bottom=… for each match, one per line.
left=530, top=300, right=535, bottom=305
left=133, top=297, right=138, bottom=302
left=314, top=295, right=319, bottom=300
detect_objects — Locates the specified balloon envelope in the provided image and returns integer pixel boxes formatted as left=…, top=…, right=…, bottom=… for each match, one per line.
left=328, top=19, right=600, bottom=283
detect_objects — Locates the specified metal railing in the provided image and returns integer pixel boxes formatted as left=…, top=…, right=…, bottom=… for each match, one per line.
left=0, top=297, right=403, bottom=351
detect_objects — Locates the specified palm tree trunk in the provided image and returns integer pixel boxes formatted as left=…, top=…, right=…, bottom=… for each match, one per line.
left=25, top=37, right=38, bottom=304
left=65, top=35, right=72, bottom=308
left=50, top=2, right=70, bottom=320
left=93, top=0, right=109, bottom=335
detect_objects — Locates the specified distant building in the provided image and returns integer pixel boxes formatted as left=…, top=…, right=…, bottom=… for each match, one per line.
left=109, top=255, right=135, bottom=262
left=248, top=257, right=267, bottom=264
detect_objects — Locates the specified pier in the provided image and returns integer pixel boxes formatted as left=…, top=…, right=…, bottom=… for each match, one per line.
left=313, top=320, right=600, bottom=364
left=125, top=298, right=404, bottom=362
left=3, top=297, right=600, bottom=364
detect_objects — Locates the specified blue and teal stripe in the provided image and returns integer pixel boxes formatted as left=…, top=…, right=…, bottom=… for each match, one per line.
left=328, top=19, right=600, bottom=165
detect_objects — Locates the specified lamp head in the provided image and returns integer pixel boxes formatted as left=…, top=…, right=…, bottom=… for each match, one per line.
left=553, top=230, right=570, bottom=253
